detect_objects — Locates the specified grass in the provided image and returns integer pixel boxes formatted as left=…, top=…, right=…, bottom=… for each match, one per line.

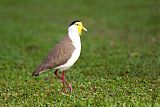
left=0, top=0, right=160, bottom=106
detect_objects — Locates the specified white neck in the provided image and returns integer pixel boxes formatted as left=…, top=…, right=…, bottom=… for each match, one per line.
left=68, top=25, right=81, bottom=48
left=55, top=25, right=82, bottom=70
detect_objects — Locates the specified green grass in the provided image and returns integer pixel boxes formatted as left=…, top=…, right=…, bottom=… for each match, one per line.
left=0, top=0, right=160, bottom=106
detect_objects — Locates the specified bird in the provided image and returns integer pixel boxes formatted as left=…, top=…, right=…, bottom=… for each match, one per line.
left=32, top=20, right=87, bottom=93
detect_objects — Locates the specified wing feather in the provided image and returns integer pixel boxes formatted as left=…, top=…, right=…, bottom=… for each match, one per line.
left=32, top=36, right=75, bottom=76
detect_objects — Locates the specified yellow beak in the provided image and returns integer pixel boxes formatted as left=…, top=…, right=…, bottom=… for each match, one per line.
left=82, top=26, right=87, bottom=32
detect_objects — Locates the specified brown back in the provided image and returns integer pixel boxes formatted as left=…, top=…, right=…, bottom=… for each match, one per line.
left=32, top=36, right=75, bottom=76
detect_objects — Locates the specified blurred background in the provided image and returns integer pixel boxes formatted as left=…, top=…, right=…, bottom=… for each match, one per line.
left=0, top=0, right=159, bottom=106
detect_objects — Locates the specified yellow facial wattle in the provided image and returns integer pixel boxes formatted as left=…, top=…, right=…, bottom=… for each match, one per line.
left=75, top=22, right=87, bottom=35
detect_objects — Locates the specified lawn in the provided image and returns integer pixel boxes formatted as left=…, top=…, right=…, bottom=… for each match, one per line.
left=0, top=0, right=160, bottom=106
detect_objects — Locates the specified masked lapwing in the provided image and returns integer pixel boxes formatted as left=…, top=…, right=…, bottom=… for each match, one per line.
left=32, top=20, right=87, bottom=93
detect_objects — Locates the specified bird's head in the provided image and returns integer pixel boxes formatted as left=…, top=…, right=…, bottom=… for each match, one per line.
left=69, top=20, right=87, bottom=35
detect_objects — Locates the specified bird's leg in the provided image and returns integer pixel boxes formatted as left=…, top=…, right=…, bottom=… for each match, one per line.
left=61, top=71, right=66, bottom=93
left=54, top=69, right=60, bottom=79
left=54, top=70, right=66, bottom=93
left=68, top=83, right=72, bottom=93
left=54, top=69, right=72, bottom=93
left=61, top=71, right=72, bottom=93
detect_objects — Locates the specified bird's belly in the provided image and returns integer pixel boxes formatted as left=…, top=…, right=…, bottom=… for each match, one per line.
left=55, top=46, right=81, bottom=71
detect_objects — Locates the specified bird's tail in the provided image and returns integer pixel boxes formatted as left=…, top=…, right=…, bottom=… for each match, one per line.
left=32, top=63, right=51, bottom=76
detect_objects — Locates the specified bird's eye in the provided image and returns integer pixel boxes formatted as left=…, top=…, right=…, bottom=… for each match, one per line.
left=76, top=24, right=79, bottom=26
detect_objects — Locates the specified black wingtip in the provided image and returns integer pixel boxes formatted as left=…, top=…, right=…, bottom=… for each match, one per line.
left=32, top=72, right=39, bottom=77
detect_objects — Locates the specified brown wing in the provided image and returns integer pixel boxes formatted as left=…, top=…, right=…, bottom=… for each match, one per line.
left=32, top=36, right=75, bottom=76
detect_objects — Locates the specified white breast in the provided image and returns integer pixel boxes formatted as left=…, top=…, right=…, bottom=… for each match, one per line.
left=55, top=25, right=81, bottom=71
